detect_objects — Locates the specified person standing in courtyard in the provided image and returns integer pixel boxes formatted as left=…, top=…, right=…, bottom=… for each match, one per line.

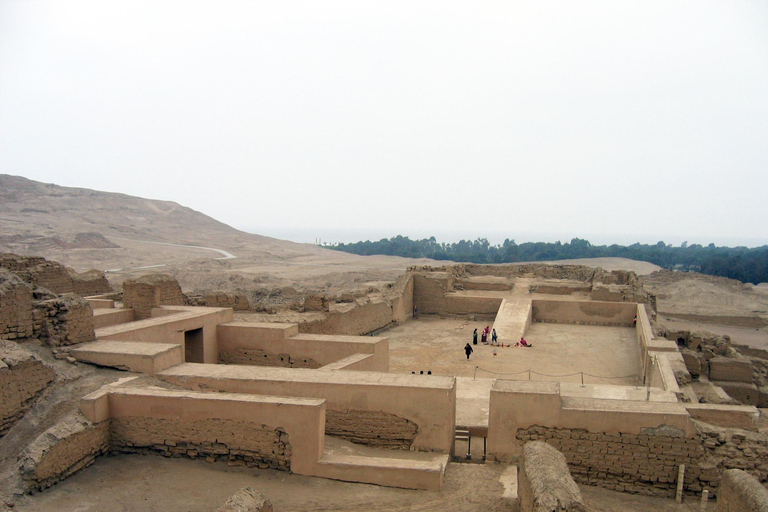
left=492, top=328, right=498, bottom=344
left=481, top=330, right=487, bottom=344
left=473, top=329, right=478, bottom=345
left=464, top=343, right=474, bottom=360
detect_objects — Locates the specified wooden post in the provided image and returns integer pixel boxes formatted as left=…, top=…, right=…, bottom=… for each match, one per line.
left=676, top=464, right=685, bottom=503
left=700, top=489, right=709, bottom=511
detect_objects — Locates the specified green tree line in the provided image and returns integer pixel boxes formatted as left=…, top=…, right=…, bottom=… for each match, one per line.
left=330, top=236, right=768, bottom=284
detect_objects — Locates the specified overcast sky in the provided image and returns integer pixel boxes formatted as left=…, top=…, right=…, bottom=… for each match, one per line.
left=1, top=0, right=767, bottom=247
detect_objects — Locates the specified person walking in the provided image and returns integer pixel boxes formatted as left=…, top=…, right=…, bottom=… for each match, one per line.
left=491, top=329, right=498, bottom=344
left=464, top=343, right=474, bottom=360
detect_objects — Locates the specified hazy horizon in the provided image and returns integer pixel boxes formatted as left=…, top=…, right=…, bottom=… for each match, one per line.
left=246, top=225, right=768, bottom=249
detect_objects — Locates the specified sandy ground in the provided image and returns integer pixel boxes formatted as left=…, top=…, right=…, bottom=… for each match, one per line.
left=386, top=317, right=641, bottom=386
left=10, top=454, right=705, bottom=512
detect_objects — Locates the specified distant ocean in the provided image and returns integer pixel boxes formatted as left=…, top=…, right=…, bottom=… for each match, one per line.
left=242, top=226, right=768, bottom=249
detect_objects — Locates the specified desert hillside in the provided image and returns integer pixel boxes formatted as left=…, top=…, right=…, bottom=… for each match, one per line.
left=0, top=174, right=430, bottom=293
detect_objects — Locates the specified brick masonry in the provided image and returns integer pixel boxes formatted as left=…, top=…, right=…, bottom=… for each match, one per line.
left=0, top=341, right=56, bottom=437
left=187, top=291, right=250, bottom=311
left=110, top=416, right=291, bottom=471
left=122, top=274, right=186, bottom=320
left=0, top=270, right=34, bottom=340
left=33, top=294, right=95, bottom=346
left=325, top=409, right=418, bottom=449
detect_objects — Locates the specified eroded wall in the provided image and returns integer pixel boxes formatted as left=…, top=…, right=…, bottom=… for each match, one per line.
left=531, top=300, right=636, bottom=326
left=1, top=341, right=55, bottom=437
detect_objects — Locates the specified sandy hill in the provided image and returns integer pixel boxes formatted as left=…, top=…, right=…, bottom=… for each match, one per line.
left=0, top=174, right=429, bottom=292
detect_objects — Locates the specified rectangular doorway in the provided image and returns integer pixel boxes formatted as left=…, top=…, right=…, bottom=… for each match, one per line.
left=184, top=328, right=204, bottom=363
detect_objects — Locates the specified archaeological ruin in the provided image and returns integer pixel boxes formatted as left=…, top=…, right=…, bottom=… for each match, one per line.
left=1, top=252, right=768, bottom=511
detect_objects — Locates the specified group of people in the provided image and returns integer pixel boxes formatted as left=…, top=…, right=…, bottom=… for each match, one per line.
left=464, top=327, right=532, bottom=359
left=472, top=325, right=498, bottom=345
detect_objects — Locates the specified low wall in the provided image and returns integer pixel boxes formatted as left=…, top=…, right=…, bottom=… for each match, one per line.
left=97, top=306, right=233, bottom=364
left=158, top=364, right=456, bottom=453
left=300, top=296, right=394, bottom=335
left=33, top=294, right=95, bottom=346
left=519, top=441, right=586, bottom=512
left=217, top=322, right=388, bottom=371
left=531, top=300, right=636, bottom=326
left=391, top=273, right=414, bottom=325
left=716, top=469, right=768, bottom=512
left=20, top=413, right=109, bottom=491
left=122, top=274, right=186, bottom=320
left=487, top=380, right=714, bottom=497
left=81, top=387, right=326, bottom=476
left=1, top=341, right=56, bottom=437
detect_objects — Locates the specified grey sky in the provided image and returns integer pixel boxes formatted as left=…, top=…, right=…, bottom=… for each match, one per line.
left=1, top=0, right=767, bottom=247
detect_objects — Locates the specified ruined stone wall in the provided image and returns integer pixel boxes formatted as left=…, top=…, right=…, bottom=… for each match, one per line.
left=33, top=294, right=95, bottom=346
left=71, top=270, right=112, bottom=297
left=20, top=414, right=109, bottom=491
left=697, top=421, right=768, bottom=487
left=0, top=253, right=73, bottom=294
left=461, top=263, right=597, bottom=281
left=325, top=409, right=418, bottom=449
left=0, top=341, right=55, bottom=437
left=412, top=273, right=501, bottom=317
left=186, top=291, right=251, bottom=311
left=516, top=425, right=710, bottom=497
left=716, top=469, right=768, bottom=512
left=122, top=274, right=186, bottom=320
left=0, top=270, right=34, bottom=340
left=519, top=441, right=587, bottom=512
left=390, top=272, right=414, bottom=324
left=219, top=347, right=320, bottom=369
left=110, top=416, right=291, bottom=471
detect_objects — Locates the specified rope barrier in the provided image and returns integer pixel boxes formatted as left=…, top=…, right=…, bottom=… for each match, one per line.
left=473, top=365, right=640, bottom=382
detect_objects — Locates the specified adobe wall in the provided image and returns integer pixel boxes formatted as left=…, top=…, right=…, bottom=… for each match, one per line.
left=1, top=341, right=55, bottom=437
left=33, top=294, right=95, bottom=346
left=413, top=272, right=502, bottom=317
left=390, top=272, right=414, bottom=324
left=487, top=381, right=711, bottom=497
left=97, top=306, right=233, bottom=364
left=299, top=296, right=394, bottom=335
left=158, top=364, right=456, bottom=453
left=0, top=253, right=74, bottom=294
left=20, top=413, right=109, bottom=491
left=0, top=270, right=34, bottom=340
left=122, top=274, right=186, bottom=320
left=217, top=322, right=388, bottom=372
left=716, top=469, right=768, bottom=512
left=531, top=299, right=636, bottom=326
left=71, top=270, right=112, bottom=297
left=81, top=387, right=326, bottom=476
left=518, top=441, right=586, bottom=512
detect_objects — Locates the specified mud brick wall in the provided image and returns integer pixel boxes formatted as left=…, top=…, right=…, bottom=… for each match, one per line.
left=186, top=291, right=250, bottom=311
left=33, top=294, right=95, bottom=346
left=219, top=348, right=320, bottom=369
left=300, top=297, right=395, bottom=335
left=0, top=341, right=55, bottom=437
left=123, top=274, right=186, bottom=320
left=516, top=425, right=709, bottom=497
left=0, top=270, right=34, bottom=339
left=110, top=416, right=291, bottom=471
left=0, top=253, right=74, bottom=294
left=697, top=421, right=768, bottom=486
left=325, top=409, right=418, bottom=449
left=71, top=270, right=112, bottom=297
left=20, top=414, right=109, bottom=491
